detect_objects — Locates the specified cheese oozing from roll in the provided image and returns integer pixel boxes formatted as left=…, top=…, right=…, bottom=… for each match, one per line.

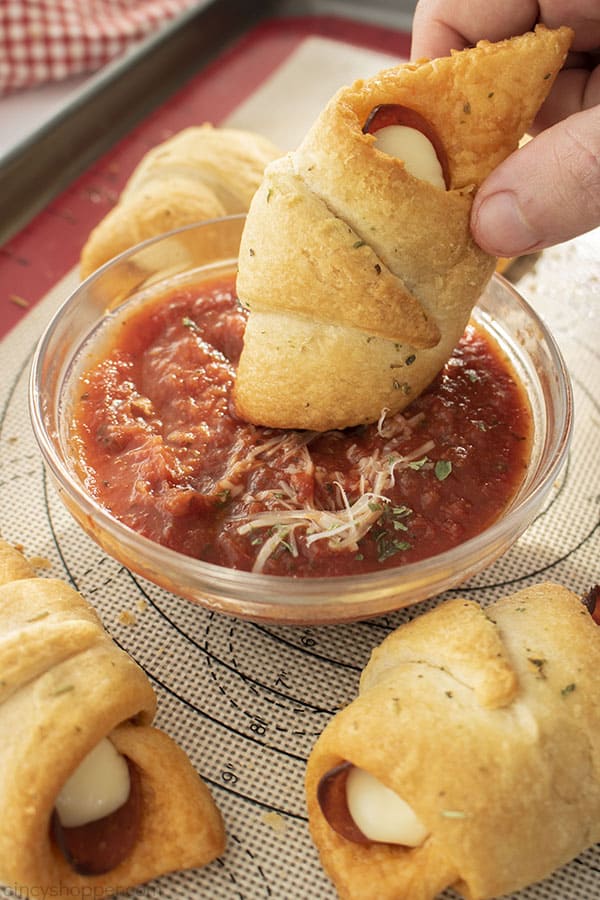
left=55, top=738, right=130, bottom=828
left=306, top=582, right=600, bottom=900
left=0, top=537, right=226, bottom=896
left=373, top=126, right=445, bottom=189
left=346, top=766, right=429, bottom=846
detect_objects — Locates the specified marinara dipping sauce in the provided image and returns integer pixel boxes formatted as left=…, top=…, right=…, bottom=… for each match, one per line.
left=70, top=274, right=532, bottom=577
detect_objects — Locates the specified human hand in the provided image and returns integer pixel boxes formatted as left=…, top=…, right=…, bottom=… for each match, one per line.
left=411, top=0, right=600, bottom=256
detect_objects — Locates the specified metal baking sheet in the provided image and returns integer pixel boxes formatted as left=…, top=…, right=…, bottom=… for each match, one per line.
left=0, top=0, right=414, bottom=337
left=0, top=0, right=415, bottom=246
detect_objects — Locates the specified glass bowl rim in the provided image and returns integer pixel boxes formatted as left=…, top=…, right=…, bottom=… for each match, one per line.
left=29, top=215, right=574, bottom=618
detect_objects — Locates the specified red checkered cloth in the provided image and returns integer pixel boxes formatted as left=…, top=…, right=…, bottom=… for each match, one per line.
left=0, top=0, right=199, bottom=95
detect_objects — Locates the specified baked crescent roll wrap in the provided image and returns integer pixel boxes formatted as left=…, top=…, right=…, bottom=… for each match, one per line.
left=234, top=25, right=572, bottom=430
left=80, top=124, right=281, bottom=278
left=306, top=583, right=600, bottom=899
left=0, top=539, right=225, bottom=896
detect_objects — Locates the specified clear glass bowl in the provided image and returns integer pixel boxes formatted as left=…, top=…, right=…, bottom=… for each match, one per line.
left=29, top=215, right=573, bottom=624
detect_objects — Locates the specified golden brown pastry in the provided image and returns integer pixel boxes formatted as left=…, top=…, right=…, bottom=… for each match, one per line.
left=234, top=26, right=572, bottom=431
left=80, top=123, right=281, bottom=278
left=306, top=583, right=600, bottom=899
left=0, top=539, right=224, bottom=896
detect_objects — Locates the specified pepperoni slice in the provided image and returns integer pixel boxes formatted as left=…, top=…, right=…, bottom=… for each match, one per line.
left=363, top=104, right=451, bottom=189
left=584, top=585, right=600, bottom=625
left=317, top=761, right=371, bottom=845
left=52, top=758, right=142, bottom=875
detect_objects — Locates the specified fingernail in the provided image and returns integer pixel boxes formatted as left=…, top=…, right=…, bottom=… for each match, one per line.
left=473, top=191, right=541, bottom=257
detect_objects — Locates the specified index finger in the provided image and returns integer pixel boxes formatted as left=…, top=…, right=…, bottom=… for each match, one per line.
left=410, top=0, right=539, bottom=60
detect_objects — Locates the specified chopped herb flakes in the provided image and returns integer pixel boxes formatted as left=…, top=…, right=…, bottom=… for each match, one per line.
left=434, top=460, right=453, bottom=481
left=26, top=611, right=50, bottom=623
left=528, top=657, right=546, bottom=678
left=353, top=240, right=366, bottom=249
left=561, top=683, right=576, bottom=697
left=375, top=532, right=410, bottom=562
left=52, top=685, right=75, bottom=697
left=372, top=505, right=413, bottom=562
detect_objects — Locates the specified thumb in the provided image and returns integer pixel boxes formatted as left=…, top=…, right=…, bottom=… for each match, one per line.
left=471, top=107, right=600, bottom=257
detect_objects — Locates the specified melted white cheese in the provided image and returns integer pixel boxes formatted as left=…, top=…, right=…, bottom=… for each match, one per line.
left=346, top=766, right=429, bottom=846
left=55, top=737, right=130, bottom=828
left=373, top=125, right=445, bottom=189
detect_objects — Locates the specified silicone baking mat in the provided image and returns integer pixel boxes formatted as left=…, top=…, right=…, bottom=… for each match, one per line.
left=1, top=12, right=600, bottom=900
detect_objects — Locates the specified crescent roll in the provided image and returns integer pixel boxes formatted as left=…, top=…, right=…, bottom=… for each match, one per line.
left=305, top=583, right=600, bottom=899
left=80, top=123, right=281, bottom=278
left=234, top=25, right=572, bottom=430
left=0, top=539, right=225, bottom=896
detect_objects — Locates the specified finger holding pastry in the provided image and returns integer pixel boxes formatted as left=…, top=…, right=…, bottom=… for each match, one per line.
left=306, top=583, right=600, bottom=900
left=0, top=540, right=225, bottom=897
left=411, top=0, right=600, bottom=256
left=234, top=25, right=572, bottom=431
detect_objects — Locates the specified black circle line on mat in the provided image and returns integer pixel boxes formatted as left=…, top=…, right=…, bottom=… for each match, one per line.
left=109, top=631, right=311, bottom=821
left=450, top=517, right=600, bottom=597
left=116, top=628, right=311, bottom=766
left=123, top=565, right=357, bottom=700
left=245, top=622, right=364, bottom=672
left=124, top=564, right=363, bottom=674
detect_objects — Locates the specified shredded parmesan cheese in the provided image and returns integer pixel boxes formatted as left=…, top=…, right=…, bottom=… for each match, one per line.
left=231, top=408, right=436, bottom=572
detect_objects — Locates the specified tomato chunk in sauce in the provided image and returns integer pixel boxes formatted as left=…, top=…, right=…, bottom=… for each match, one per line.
left=71, top=274, right=532, bottom=577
